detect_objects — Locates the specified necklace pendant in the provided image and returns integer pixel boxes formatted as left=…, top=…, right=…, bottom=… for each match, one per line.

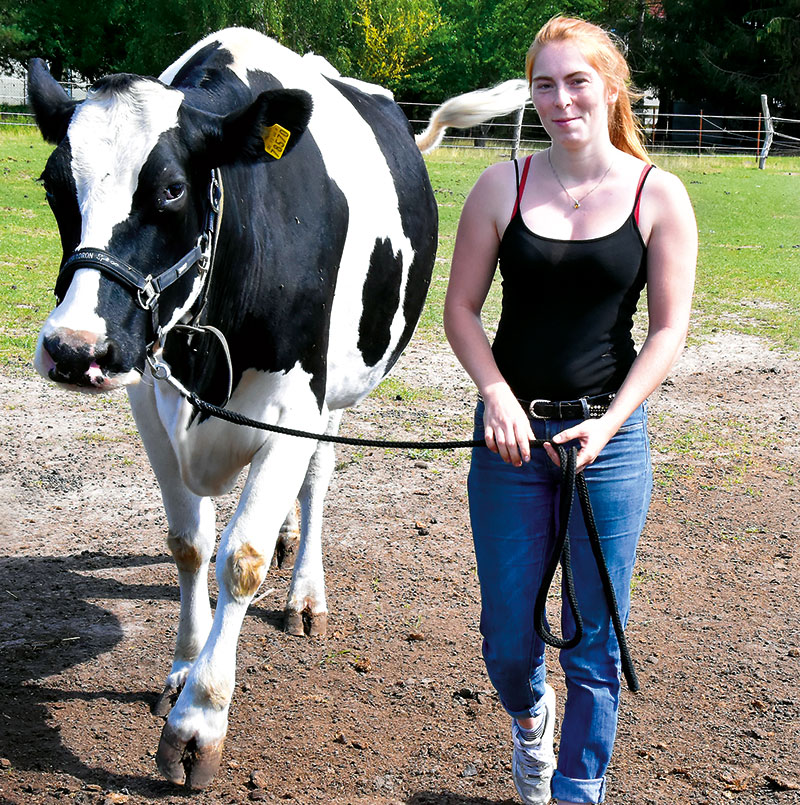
left=573, top=201, right=580, bottom=209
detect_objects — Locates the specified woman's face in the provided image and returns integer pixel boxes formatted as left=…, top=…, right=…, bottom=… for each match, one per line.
left=529, top=41, right=618, bottom=149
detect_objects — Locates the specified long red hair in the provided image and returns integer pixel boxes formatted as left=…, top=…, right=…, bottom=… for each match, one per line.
left=526, top=16, right=651, bottom=164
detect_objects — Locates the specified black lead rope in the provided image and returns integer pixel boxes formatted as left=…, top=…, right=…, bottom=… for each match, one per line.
left=189, top=392, right=494, bottom=450
left=534, top=444, right=640, bottom=692
left=188, top=392, right=639, bottom=691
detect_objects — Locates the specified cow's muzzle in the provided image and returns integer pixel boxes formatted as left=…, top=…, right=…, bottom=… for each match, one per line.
left=38, top=328, right=135, bottom=391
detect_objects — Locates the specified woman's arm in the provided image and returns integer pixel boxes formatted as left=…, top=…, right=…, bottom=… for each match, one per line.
left=443, top=162, right=535, bottom=467
left=548, top=169, right=698, bottom=471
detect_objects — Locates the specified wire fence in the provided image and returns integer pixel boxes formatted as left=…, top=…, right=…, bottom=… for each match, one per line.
left=3, top=73, right=798, bottom=161
left=399, top=100, right=800, bottom=161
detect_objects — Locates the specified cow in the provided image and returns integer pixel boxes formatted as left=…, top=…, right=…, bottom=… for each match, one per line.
left=27, top=28, right=529, bottom=789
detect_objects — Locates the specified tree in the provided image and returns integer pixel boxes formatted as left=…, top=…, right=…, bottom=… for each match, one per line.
left=354, top=0, right=442, bottom=89
left=634, top=0, right=800, bottom=116
left=396, top=0, right=611, bottom=101
left=3, top=0, right=797, bottom=117
left=0, top=0, right=358, bottom=81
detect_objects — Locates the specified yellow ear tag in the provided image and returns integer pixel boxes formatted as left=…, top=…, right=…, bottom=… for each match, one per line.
left=262, top=123, right=291, bottom=159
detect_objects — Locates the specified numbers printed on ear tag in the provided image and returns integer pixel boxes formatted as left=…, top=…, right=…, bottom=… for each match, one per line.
left=262, top=123, right=291, bottom=159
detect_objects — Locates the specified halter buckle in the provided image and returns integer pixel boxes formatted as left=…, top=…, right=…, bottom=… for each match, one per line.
left=137, top=276, right=157, bottom=310
left=209, top=171, right=222, bottom=213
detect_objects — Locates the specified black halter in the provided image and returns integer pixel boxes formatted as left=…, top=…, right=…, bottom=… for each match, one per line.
left=54, top=169, right=223, bottom=346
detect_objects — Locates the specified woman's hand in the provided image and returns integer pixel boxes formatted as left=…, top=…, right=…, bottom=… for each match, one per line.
left=545, top=417, right=617, bottom=473
left=482, top=384, right=535, bottom=467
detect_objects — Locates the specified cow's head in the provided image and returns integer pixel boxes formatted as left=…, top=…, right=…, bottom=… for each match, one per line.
left=29, top=59, right=311, bottom=392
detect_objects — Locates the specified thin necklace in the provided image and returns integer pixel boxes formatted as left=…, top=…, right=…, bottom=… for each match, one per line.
left=547, top=149, right=614, bottom=210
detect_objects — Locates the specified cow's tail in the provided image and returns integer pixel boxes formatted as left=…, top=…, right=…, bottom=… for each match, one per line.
left=415, top=78, right=530, bottom=154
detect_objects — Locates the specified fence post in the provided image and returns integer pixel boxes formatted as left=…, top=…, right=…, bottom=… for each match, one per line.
left=756, top=112, right=762, bottom=156
left=759, top=94, right=773, bottom=169
left=698, top=109, right=703, bottom=156
left=511, top=103, right=525, bottom=160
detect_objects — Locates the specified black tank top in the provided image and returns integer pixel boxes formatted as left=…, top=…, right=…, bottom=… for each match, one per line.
left=492, top=155, right=653, bottom=400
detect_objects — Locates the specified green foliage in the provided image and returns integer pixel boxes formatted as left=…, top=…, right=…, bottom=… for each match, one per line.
left=1, top=0, right=798, bottom=116
left=633, top=0, right=800, bottom=117
left=354, top=0, right=442, bottom=89
left=0, top=0, right=361, bottom=80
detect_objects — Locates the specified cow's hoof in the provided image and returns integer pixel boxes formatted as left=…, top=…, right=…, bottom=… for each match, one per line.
left=152, top=683, right=181, bottom=717
left=308, top=611, right=328, bottom=638
left=284, top=609, right=305, bottom=636
left=284, top=608, right=327, bottom=637
left=270, top=533, right=299, bottom=570
left=156, top=721, right=224, bottom=789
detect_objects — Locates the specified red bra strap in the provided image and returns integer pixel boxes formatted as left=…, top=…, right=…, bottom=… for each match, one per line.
left=511, top=154, right=533, bottom=219
left=633, top=164, right=654, bottom=225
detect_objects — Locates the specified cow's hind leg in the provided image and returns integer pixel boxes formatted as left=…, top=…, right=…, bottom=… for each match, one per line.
left=128, top=382, right=216, bottom=716
left=285, top=410, right=342, bottom=637
left=271, top=501, right=300, bottom=570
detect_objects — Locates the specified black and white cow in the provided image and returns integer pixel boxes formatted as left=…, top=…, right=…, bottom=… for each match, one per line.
left=28, top=27, right=528, bottom=789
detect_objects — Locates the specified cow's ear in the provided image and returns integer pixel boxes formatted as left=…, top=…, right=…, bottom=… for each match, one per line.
left=28, top=59, right=78, bottom=144
left=197, top=89, right=313, bottom=166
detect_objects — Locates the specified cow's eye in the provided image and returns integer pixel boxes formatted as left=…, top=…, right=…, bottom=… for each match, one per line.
left=164, top=183, right=185, bottom=202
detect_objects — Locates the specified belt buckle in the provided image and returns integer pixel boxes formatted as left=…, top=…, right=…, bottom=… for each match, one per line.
left=528, top=399, right=550, bottom=419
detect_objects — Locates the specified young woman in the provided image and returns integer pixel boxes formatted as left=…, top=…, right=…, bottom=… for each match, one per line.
left=443, top=16, right=697, bottom=805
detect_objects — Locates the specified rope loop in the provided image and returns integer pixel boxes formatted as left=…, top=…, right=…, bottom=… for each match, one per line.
left=532, top=444, right=640, bottom=692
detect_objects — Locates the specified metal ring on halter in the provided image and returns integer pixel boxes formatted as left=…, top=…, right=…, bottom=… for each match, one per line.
left=171, top=324, right=234, bottom=407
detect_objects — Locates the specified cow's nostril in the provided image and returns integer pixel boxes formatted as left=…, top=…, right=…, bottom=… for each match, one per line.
left=43, top=333, right=90, bottom=368
left=95, top=338, right=120, bottom=371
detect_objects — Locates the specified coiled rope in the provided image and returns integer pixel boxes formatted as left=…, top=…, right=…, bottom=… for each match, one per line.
left=533, top=444, right=640, bottom=692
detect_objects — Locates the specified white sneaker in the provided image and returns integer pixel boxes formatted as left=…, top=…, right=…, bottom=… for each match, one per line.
left=511, top=683, right=556, bottom=804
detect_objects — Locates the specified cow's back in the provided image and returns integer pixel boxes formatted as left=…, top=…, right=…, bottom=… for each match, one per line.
left=162, top=29, right=437, bottom=411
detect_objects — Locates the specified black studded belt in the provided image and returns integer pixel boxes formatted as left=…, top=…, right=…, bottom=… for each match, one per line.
left=519, top=392, right=616, bottom=420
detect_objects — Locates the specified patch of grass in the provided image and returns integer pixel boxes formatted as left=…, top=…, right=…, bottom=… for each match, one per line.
left=373, top=375, right=443, bottom=403
left=662, top=155, right=800, bottom=349
left=77, top=431, right=125, bottom=443
left=630, top=567, right=659, bottom=602
left=0, top=127, right=61, bottom=365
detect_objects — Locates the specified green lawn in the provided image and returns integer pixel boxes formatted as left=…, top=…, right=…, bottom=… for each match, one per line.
left=1, top=128, right=61, bottom=364
left=1, top=126, right=797, bottom=368
left=420, top=148, right=800, bottom=350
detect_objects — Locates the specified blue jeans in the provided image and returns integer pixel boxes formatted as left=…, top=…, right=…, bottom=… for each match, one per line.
left=468, top=399, right=652, bottom=804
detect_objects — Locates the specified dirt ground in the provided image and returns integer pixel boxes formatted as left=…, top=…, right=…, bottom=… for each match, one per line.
left=0, top=330, right=798, bottom=805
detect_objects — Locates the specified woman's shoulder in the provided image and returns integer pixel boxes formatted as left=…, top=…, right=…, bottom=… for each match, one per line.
left=463, top=159, right=520, bottom=221
left=640, top=163, right=693, bottom=220
left=473, top=158, right=518, bottom=191
left=632, top=157, right=696, bottom=243
left=631, top=156, right=688, bottom=199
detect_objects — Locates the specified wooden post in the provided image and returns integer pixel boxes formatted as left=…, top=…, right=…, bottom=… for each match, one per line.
left=759, top=94, right=773, bottom=169
left=756, top=112, right=762, bottom=157
left=698, top=109, right=703, bottom=156
left=511, top=103, right=525, bottom=160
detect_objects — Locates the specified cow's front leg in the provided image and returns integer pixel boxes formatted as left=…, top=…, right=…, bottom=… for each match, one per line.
left=285, top=410, right=342, bottom=637
left=156, top=432, right=315, bottom=789
left=128, top=381, right=216, bottom=716
left=155, top=508, right=216, bottom=716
